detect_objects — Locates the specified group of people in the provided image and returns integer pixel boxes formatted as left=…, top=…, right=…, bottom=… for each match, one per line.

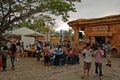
left=81, top=41, right=111, bottom=80
left=0, top=39, right=112, bottom=80
left=35, top=40, right=112, bottom=80
left=0, top=41, right=18, bottom=72
left=35, top=41, right=80, bottom=66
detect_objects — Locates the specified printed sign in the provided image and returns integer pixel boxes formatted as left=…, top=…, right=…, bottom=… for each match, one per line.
left=92, top=26, right=108, bottom=32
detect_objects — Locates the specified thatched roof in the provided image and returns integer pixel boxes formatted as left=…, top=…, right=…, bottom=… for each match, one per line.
left=68, top=14, right=120, bottom=27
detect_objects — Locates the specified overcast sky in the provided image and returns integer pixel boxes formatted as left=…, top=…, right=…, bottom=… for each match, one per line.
left=55, top=0, right=120, bottom=31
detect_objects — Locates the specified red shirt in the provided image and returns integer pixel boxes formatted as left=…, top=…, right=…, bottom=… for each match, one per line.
left=68, top=50, right=72, bottom=57
left=72, top=50, right=77, bottom=55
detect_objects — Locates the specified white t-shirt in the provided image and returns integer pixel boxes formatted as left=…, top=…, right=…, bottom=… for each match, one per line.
left=82, top=49, right=92, bottom=62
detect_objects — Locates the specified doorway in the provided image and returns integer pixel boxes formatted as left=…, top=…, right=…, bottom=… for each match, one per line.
left=95, top=36, right=105, bottom=44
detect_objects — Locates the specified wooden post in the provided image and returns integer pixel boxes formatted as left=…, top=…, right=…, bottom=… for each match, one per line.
left=72, top=26, right=80, bottom=53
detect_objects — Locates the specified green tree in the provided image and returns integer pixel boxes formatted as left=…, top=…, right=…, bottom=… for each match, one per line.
left=17, top=14, right=56, bottom=42
left=0, top=0, right=81, bottom=36
left=14, top=14, right=56, bottom=33
left=51, top=31, right=60, bottom=37
left=63, top=28, right=73, bottom=41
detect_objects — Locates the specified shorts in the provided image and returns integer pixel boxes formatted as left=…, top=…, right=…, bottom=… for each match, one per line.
left=106, top=54, right=111, bottom=61
left=84, top=61, right=91, bottom=70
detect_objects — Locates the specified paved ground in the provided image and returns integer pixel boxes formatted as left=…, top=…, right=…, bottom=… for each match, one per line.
left=0, top=56, right=120, bottom=80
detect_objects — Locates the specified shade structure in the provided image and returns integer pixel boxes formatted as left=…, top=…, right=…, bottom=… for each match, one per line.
left=12, top=27, right=45, bottom=37
left=24, top=32, right=46, bottom=38
left=11, top=27, right=46, bottom=50
left=5, top=34, right=21, bottom=40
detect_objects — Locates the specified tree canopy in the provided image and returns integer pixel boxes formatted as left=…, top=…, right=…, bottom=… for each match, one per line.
left=15, top=14, right=56, bottom=34
left=0, top=0, right=81, bottom=36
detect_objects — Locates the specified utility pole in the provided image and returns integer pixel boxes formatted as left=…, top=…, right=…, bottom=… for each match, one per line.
left=60, top=29, right=63, bottom=49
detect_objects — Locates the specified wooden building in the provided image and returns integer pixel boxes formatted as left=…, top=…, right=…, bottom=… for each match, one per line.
left=68, top=14, right=120, bottom=57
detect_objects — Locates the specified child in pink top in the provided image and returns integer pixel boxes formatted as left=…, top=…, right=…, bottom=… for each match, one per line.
left=93, top=45, right=104, bottom=79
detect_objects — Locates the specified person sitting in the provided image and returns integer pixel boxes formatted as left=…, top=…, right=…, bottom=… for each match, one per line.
left=28, top=44, right=36, bottom=57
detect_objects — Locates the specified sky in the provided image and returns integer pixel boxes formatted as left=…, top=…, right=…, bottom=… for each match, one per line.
left=55, top=0, right=120, bottom=31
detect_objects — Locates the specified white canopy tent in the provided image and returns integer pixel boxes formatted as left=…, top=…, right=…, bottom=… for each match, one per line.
left=24, top=31, right=46, bottom=37
left=12, top=27, right=46, bottom=49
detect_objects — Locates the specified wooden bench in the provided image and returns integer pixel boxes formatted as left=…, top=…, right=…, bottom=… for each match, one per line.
left=21, top=52, right=28, bottom=57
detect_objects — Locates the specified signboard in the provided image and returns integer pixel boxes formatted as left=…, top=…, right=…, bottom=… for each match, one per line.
left=92, top=26, right=108, bottom=32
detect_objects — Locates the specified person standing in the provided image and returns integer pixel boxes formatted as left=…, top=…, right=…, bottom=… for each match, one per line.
left=36, top=41, right=42, bottom=61
left=105, top=41, right=112, bottom=67
left=93, top=45, right=104, bottom=79
left=43, top=44, right=50, bottom=65
left=0, top=53, right=2, bottom=69
left=16, top=41, right=21, bottom=61
left=2, top=44, right=8, bottom=71
left=0, top=43, right=3, bottom=69
left=72, top=48, right=79, bottom=64
left=82, top=43, right=93, bottom=79
left=67, top=48, right=73, bottom=64
left=21, top=42, right=24, bottom=52
left=54, top=45, right=62, bottom=66
left=10, top=43, right=17, bottom=70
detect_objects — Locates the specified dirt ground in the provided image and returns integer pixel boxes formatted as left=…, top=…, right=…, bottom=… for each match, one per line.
left=0, top=56, right=120, bottom=80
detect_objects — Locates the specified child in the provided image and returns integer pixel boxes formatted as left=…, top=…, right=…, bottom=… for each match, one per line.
left=82, top=43, right=93, bottom=79
left=93, top=45, right=104, bottom=79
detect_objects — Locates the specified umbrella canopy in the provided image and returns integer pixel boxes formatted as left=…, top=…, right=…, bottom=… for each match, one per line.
left=24, top=32, right=46, bottom=37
